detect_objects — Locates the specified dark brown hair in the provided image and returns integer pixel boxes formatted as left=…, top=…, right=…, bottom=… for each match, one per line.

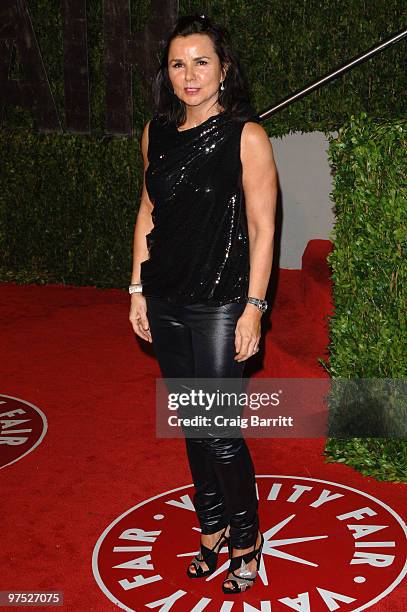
left=152, top=13, right=259, bottom=125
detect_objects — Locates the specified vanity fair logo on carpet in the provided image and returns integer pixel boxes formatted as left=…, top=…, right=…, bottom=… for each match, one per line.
left=0, top=394, right=47, bottom=469
left=93, top=476, right=407, bottom=611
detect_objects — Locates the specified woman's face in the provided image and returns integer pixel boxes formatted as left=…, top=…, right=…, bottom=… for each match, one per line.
left=167, top=33, right=226, bottom=111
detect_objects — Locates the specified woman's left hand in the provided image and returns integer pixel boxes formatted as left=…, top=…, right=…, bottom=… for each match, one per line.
left=234, top=306, right=262, bottom=361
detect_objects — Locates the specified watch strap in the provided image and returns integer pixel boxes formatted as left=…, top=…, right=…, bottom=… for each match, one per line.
left=247, top=296, right=268, bottom=313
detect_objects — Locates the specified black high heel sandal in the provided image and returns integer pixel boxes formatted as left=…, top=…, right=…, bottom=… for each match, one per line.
left=222, top=532, right=264, bottom=594
left=187, top=526, right=230, bottom=578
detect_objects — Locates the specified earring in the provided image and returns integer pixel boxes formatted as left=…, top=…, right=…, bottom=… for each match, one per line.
left=220, top=81, right=225, bottom=91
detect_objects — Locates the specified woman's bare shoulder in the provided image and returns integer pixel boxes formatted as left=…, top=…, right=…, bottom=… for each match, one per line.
left=241, top=121, right=271, bottom=147
left=240, top=121, right=276, bottom=175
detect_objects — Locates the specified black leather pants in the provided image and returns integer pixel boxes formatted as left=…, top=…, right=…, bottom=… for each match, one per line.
left=145, top=296, right=259, bottom=549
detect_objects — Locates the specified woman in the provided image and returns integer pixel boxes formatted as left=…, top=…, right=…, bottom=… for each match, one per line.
left=129, top=14, right=277, bottom=595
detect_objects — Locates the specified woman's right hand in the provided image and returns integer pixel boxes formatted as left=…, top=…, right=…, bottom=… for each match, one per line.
left=129, top=294, right=152, bottom=343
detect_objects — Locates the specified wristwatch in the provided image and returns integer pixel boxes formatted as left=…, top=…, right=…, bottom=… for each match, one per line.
left=129, top=283, right=143, bottom=294
left=247, top=296, right=268, bottom=313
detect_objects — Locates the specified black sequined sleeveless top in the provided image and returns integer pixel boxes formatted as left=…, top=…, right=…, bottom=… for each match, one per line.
left=140, top=106, right=260, bottom=306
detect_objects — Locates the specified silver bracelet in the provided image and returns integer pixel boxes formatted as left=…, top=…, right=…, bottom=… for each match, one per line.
left=129, top=283, right=143, bottom=294
left=247, top=296, right=268, bottom=313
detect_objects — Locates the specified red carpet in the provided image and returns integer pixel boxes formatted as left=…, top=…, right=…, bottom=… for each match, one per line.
left=1, top=240, right=406, bottom=611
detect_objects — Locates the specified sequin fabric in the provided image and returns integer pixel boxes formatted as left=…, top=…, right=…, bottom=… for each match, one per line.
left=140, top=107, right=260, bottom=306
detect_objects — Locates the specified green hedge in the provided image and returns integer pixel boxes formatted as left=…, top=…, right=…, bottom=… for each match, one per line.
left=0, top=130, right=142, bottom=287
left=322, top=112, right=406, bottom=482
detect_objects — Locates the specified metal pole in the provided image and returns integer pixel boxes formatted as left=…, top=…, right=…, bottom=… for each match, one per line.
left=258, top=28, right=407, bottom=122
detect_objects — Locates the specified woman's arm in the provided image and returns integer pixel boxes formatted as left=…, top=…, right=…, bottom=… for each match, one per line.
left=130, top=121, right=155, bottom=284
left=129, top=121, right=155, bottom=342
left=234, top=121, right=278, bottom=361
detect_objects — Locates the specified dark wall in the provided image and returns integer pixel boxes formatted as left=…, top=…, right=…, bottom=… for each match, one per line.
left=0, top=0, right=177, bottom=135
